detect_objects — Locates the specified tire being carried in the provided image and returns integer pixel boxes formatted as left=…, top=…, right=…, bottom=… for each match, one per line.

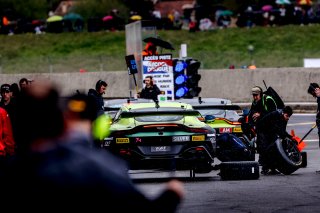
left=219, top=161, right=259, bottom=180
left=269, top=138, right=302, bottom=175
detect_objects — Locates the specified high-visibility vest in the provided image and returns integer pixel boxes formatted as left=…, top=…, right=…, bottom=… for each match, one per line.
left=262, top=94, right=277, bottom=111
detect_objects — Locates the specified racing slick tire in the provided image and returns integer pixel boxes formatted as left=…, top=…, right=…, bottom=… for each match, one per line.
left=270, top=138, right=302, bottom=175
left=219, top=161, right=259, bottom=180
left=300, top=151, right=307, bottom=168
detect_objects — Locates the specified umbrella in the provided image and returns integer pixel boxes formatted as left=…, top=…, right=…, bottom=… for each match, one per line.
left=102, top=15, right=113, bottom=22
left=219, top=10, right=233, bottom=16
left=47, top=15, right=63, bottom=22
left=130, top=15, right=142, bottom=21
left=182, top=3, right=194, bottom=10
left=143, top=37, right=175, bottom=50
left=63, top=13, right=83, bottom=21
left=276, top=0, right=291, bottom=4
left=262, top=5, right=273, bottom=11
left=297, top=0, right=312, bottom=5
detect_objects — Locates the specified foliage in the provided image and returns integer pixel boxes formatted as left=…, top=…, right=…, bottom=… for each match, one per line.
left=0, top=0, right=61, bottom=19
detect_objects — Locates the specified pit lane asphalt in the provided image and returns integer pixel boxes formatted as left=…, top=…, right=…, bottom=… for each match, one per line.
left=132, top=113, right=320, bottom=213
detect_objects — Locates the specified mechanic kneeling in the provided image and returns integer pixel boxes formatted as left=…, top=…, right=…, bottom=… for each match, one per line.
left=256, top=106, right=293, bottom=175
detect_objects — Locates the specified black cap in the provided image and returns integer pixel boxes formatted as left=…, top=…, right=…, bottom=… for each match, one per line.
left=308, top=83, right=319, bottom=95
left=1, top=84, right=11, bottom=93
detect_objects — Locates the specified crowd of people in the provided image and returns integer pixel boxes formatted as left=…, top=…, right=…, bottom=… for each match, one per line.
left=0, top=78, right=185, bottom=211
left=2, top=2, right=320, bottom=35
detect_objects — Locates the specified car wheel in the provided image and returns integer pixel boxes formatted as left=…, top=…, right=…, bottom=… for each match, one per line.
left=300, top=151, right=307, bottom=168
left=270, top=138, right=302, bottom=175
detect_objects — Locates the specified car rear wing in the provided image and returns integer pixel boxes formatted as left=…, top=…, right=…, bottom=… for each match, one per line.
left=119, top=110, right=202, bottom=118
left=192, top=105, right=241, bottom=110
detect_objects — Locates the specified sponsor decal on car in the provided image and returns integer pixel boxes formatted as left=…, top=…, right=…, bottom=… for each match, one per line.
left=172, top=136, right=190, bottom=142
left=219, top=128, right=232, bottom=133
left=192, top=135, right=205, bottom=141
left=116, top=138, right=130, bottom=143
left=233, top=127, right=242, bottom=133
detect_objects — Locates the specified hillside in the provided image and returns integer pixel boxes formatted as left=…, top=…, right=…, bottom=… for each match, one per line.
left=0, top=24, right=319, bottom=73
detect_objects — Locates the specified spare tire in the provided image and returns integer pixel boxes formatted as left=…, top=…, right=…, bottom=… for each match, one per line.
left=269, top=138, right=302, bottom=175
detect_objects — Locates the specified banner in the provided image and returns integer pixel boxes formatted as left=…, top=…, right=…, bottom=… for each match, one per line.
left=142, top=54, right=174, bottom=101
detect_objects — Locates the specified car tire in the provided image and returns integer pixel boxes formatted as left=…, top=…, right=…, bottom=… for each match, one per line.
left=300, top=151, right=307, bottom=168
left=270, top=138, right=302, bottom=175
left=219, top=161, right=260, bottom=180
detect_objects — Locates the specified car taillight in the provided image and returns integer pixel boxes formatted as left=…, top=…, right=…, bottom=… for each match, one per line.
left=188, top=128, right=209, bottom=133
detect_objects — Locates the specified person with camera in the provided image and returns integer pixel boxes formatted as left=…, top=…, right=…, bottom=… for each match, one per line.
left=138, top=76, right=161, bottom=101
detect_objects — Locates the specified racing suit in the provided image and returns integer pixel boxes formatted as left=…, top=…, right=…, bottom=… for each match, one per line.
left=256, top=109, right=292, bottom=171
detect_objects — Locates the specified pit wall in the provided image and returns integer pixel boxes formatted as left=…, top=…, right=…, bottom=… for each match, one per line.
left=1, top=68, right=319, bottom=102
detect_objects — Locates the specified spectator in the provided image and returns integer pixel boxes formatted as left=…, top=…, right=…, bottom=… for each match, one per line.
left=10, top=83, right=19, bottom=98
left=0, top=84, right=16, bottom=123
left=256, top=106, right=293, bottom=175
left=0, top=107, right=15, bottom=171
left=19, top=78, right=29, bottom=92
left=1, top=81, right=185, bottom=212
left=138, top=75, right=161, bottom=101
left=88, top=79, right=107, bottom=117
left=142, top=42, right=158, bottom=56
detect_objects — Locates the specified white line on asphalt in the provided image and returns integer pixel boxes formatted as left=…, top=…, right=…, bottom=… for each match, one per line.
left=287, top=122, right=315, bottom=126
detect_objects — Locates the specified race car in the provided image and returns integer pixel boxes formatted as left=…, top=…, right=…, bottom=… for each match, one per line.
left=103, top=101, right=217, bottom=175
left=179, top=97, right=255, bottom=161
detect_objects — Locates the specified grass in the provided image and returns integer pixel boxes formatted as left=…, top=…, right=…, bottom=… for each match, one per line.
left=0, top=24, right=319, bottom=73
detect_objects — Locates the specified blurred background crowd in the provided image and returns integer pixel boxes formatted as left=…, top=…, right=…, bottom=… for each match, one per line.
left=0, top=0, right=319, bottom=35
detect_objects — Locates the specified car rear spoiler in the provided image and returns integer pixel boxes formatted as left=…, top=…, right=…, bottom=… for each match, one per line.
left=104, top=106, right=120, bottom=111
left=120, top=110, right=202, bottom=118
left=192, top=105, right=241, bottom=110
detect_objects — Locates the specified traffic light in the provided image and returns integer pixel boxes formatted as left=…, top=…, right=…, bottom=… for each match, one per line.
left=185, top=58, right=201, bottom=98
left=173, top=59, right=188, bottom=99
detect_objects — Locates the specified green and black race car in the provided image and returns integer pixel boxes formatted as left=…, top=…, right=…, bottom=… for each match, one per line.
left=103, top=101, right=217, bottom=174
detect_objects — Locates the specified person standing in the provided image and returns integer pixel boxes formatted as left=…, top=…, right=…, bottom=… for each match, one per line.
left=88, top=80, right=107, bottom=117
left=307, top=83, right=320, bottom=147
left=256, top=106, right=293, bottom=175
left=240, top=86, right=277, bottom=174
left=138, top=76, right=161, bottom=101
left=0, top=84, right=14, bottom=115
left=19, top=78, right=29, bottom=92
left=142, top=42, right=158, bottom=56
left=2, top=81, right=185, bottom=212
left=0, top=107, right=15, bottom=171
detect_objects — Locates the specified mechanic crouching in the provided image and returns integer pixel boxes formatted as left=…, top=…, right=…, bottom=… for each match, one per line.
left=256, top=106, right=293, bottom=175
